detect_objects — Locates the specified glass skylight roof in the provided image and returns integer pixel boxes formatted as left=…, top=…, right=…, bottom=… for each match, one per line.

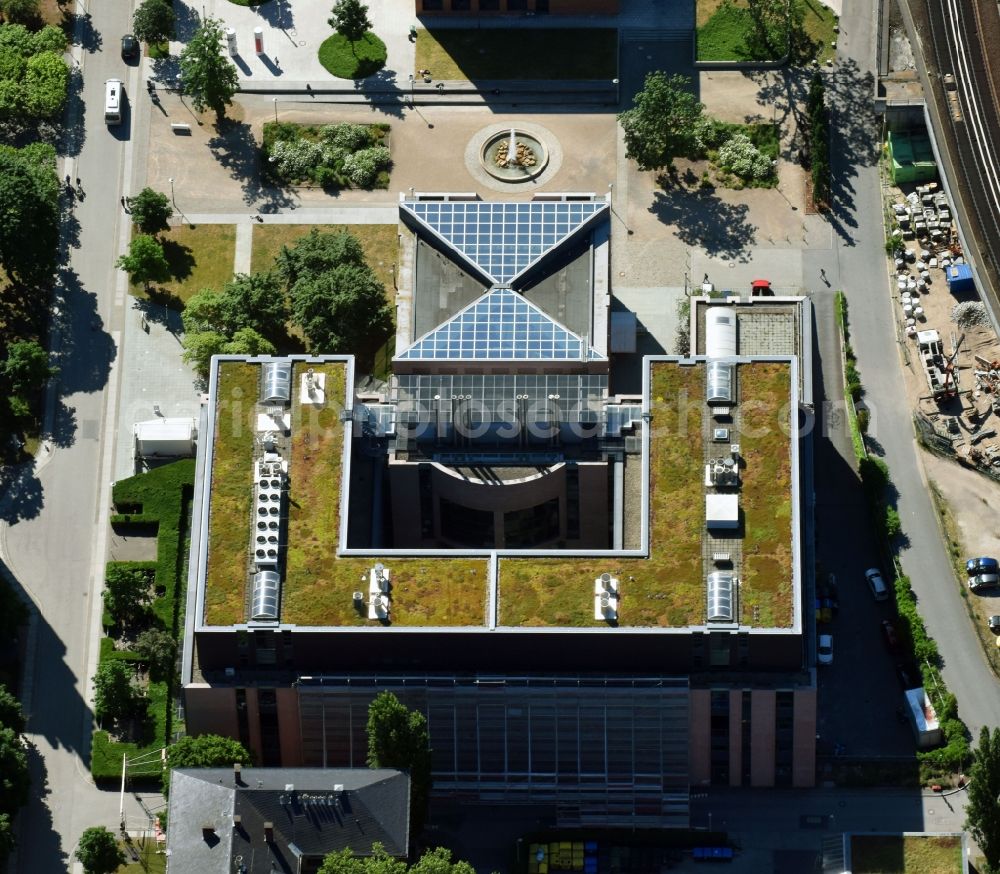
left=398, top=287, right=603, bottom=361
left=402, top=199, right=607, bottom=285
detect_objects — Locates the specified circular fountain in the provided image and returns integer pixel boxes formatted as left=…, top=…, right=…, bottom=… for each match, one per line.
left=481, top=128, right=549, bottom=182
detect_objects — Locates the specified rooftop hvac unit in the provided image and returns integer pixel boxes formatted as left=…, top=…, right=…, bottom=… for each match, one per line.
left=705, top=457, right=739, bottom=487
left=707, top=571, right=735, bottom=622
left=624, top=436, right=641, bottom=454
left=261, top=361, right=292, bottom=404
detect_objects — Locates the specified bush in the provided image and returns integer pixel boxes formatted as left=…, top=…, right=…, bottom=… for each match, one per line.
left=93, top=660, right=144, bottom=724
left=884, top=506, right=902, bottom=539
left=270, top=138, right=324, bottom=180
left=342, top=145, right=391, bottom=188
left=103, top=563, right=154, bottom=628
left=321, top=122, right=371, bottom=151
left=717, top=133, right=772, bottom=180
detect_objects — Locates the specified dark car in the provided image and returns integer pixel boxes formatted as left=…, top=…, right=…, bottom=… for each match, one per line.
left=967, top=556, right=1000, bottom=575
left=121, top=34, right=139, bottom=60
left=895, top=662, right=919, bottom=690
left=970, top=573, right=1000, bottom=593
left=881, top=619, right=899, bottom=651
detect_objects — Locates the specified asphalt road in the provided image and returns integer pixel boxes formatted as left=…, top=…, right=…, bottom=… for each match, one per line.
left=0, top=1, right=156, bottom=870
left=829, top=0, right=1000, bottom=741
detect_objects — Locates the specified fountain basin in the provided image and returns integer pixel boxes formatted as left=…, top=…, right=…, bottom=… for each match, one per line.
left=481, top=130, right=549, bottom=182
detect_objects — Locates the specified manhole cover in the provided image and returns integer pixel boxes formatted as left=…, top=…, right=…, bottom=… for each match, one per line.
left=298, top=41, right=305, bottom=46
left=289, top=29, right=297, bottom=36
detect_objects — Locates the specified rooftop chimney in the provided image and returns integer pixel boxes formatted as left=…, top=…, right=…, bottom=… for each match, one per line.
left=233, top=814, right=242, bottom=829
left=264, top=822, right=274, bottom=843
left=234, top=762, right=242, bottom=785
left=201, top=823, right=215, bottom=840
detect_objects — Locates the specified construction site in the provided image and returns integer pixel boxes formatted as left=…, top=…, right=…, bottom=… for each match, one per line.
left=883, top=172, right=1000, bottom=475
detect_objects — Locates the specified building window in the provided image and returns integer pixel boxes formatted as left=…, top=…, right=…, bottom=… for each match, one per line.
left=504, top=498, right=560, bottom=548
left=480, top=0, right=500, bottom=7
left=565, top=465, right=580, bottom=541
left=258, top=688, right=281, bottom=766
left=451, top=0, right=470, bottom=8
left=741, top=691, right=752, bottom=785
left=709, top=690, right=729, bottom=785
left=440, top=497, right=494, bottom=547
left=774, top=691, right=794, bottom=787
left=507, top=0, right=527, bottom=8
left=709, top=632, right=731, bottom=668
left=419, top=465, right=434, bottom=538
left=235, top=688, right=250, bottom=750
left=422, top=0, right=443, bottom=8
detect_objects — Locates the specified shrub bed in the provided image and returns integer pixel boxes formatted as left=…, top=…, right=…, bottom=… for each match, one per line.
left=91, top=460, right=194, bottom=782
left=318, top=31, right=386, bottom=79
left=262, top=121, right=391, bottom=189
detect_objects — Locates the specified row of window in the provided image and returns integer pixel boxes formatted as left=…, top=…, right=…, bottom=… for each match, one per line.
left=709, top=690, right=795, bottom=787
left=421, top=0, right=542, bottom=10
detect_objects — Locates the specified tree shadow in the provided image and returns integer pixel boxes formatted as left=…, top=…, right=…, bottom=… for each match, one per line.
left=67, top=10, right=102, bottom=55
left=171, top=0, right=201, bottom=43
left=356, top=69, right=407, bottom=121
left=0, top=463, right=44, bottom=523
left=648, top=185, right=757, bottom=261
left=160, top=238, right=195, bottom=283
left=206, top=118, right=297, bottom=210
left=50, top=264, right=116, bottom=396
left=60, top=67, right=86, bottom=158
left=254, top=0, right=296, bottom=31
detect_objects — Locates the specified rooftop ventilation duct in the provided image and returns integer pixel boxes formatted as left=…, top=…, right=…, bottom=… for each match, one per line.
left=705, top=308, right=737, bottom=359
left=261, top=361, right=292, bottom=404
left=707, top=571, right=735, bottom=622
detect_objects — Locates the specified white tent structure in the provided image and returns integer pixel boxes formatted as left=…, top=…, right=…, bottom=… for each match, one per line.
left=134, top=418, right=197, bottom=459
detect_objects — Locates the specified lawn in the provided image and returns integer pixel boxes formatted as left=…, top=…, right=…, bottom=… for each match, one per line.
left=696, top=0, right=838, bottom=63
left=117, top=841, right=167, bottom=873
left=499, top=362, right=705, bottom=627
left=250, top=224, right=398, bottom=301
left=92, top=460, right=195, bottom=781
left=203, top=363, right=259, bottom=626
left=318, top=31, right=387, bottom=79
left=414, top=28, right=617, bottom=80
left=278, top=360, right=489, bottom=626
left=738, top=362, right=793, bottom=627
left=134, top=224, right=236, bottom=307
left=850, top=834, right=962, bottom=874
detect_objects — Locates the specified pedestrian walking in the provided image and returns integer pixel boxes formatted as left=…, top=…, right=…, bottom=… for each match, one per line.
left=120, top=195, right=128, bottom=212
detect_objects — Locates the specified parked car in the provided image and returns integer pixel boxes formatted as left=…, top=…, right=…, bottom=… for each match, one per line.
left=818, top=634, right=833, bottom=665
left=121, top=34, right=139, bottom=61
left=988, top=615, right=1000, bottom=635
left=969, top=573, right=1000, bottom=592
left=967, top=557, right=999, bottom=576
left=865, top=567, right=890, bottom=601
left=815, top=598, right=833, bottom=624
left=881, top=619, right=899, bottom=651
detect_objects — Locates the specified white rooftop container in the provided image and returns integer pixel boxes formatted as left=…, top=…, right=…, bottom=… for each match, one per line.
left=705, top=307, right=737, bottom=358
left=706, top=493, right=739, bottom=529
left=133, top=418, right=197, bottom=458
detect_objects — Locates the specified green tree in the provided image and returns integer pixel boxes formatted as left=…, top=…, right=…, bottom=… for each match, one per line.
left=0, top=813, right=15, bottom=864
left=74, top=826, right=126, bottom=874
left=183, top=272, right=288, bottom=341
left=366, top=692, right=432, bottom=837
left=328, top=0, right=372, bottom=42
left=0, top=685, right=25, bottom=734
left=23, top=50, right=67, bottom=118
left=92, top=660, right=142, bottom=724
left=181, top=330, right=227, bottom=377
left=289, top=264, right=390, bottom=353
left=0, top=143, right=59, bottom=284
left=127, top=187, right=173, bottom=236
left=178, top=17, right=239, bottom=122
left=319, top=847, right=370, bottom=874
left=1, top=340, right=55, bottom=395
left=30, top=24, right=65, bottom=53
left=966, top=726, right=1000, bottom=870
left=743, top=0, right=788, bottom=59
left=0, top=0, right=38, bottom=25
left=164, top=733, right=251, bottom=794
left=102, top=565, right=152, bottom=627
left=275, top=227, right=366, bottom=287
left=224, top=327, right=275, bottom=357
left=618, top=71, right=705, bottom=171
left=116, top=235, right=170, bottom=292
left=132, top=0, right=175, bottom=45
left=133, top=628, right=176, bottom=680
left=0, top=726, right=29, bottom=814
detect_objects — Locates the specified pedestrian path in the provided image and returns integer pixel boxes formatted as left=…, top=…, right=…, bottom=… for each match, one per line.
left=234, top=222, right=253, bottom=275
left=175, top=206, right=398, bottom=225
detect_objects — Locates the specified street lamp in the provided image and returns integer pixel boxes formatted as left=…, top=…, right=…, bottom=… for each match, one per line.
left=408, top=73, right=414, bottom=106
left=168, top=177, right=175, bottom=206
left=272, top=96, right=278, bottom=123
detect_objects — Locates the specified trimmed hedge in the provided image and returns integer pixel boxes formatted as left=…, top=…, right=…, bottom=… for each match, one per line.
left=91, top=460, right=194, bottom=782
left=807, top=72, right=830, bottom=208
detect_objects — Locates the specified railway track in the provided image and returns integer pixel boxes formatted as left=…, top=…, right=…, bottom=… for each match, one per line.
left=919, top=0, right=1000, bottom=315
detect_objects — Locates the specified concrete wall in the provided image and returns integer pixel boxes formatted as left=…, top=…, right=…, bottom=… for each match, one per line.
left=750, top=690, right=777, bottom=787
left=277, top=688, right=303, bottom=766
left=792, top=686, right=817, bottom=788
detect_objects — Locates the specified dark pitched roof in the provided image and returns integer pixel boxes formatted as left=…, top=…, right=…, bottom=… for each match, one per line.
left=166, top=768, right=409, bottom=874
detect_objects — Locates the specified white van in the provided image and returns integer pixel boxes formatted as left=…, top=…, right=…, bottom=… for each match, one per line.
left=104, top=79, right=123, bottom=125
